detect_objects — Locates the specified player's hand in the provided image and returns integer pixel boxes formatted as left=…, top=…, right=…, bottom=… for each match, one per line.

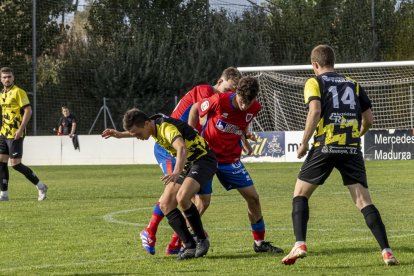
left=297, top=143, right=309, bottom=159
left=245, top=132, right=257, bottom=141
left=101, top=128, right=117, bottom=139
left=14, top=129, right=24, bottom=140
left=161, top=173, right=180, bottom=185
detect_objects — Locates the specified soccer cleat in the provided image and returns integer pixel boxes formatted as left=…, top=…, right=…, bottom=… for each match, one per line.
left=0, top=194, right=9, bottom=201
left=195, top=238, right=210, bottom=258
left=177, top=247, right=196, bottom=260
left=38, top=185, right=48, bottom=201
left=140, top=230, right=156, bottom=255
left=281, top=244, right=307, bottom=265
left=254, top=241, right=284, bottom=253
left=382, top=250, right=400, bottom=266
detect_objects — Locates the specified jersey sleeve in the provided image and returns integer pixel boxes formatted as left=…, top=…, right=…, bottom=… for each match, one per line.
left=159, top=123, right=183, bottom=145
left=304, top=78, right=320, bottom=104
left=358, top=85, right=372, bottom=112
left=198, top=93, right=219, bottom=118
left=16, top=89, right=30, bottom=107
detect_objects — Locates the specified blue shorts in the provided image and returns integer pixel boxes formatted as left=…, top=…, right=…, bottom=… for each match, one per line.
left=154, top=143, right=212, bottom=195
left=216, top=161, right=254, bottom=191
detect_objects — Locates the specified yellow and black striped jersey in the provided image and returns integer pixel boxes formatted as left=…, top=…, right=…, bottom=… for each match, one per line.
left=0, top=85, right=31, bottom=138
left=304, top=72, right=372, bottom=147
left=151, top=114, right=210, bottom=163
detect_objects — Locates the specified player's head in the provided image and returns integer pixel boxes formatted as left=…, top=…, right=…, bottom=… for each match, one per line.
left=0, top=67, right=15, bottom=88
left=215, top=67, right=242, bottom=93
left=61, top=106, right=71, bottom=117
left=235, top=76, right=259, bottom=111
left=311, top=44, right=335, bottom=74
left=123, top=108, right=152, bottom=140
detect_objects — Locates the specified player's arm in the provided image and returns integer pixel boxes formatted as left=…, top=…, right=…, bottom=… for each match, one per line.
left=298, top=99, right=321, bottom=159
left=57, top=122, right=63, bottom=135
left=360, top=108, right=373, bottom=137
left=161, top=136, right=187, bottom=185
left=15, top=105, right=32, bottom=140
left=101, top=128, right=133, bottom=139
left=70, top=121, right=77, bottom=137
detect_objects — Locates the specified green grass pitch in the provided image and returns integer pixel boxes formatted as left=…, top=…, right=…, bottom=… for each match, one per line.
left=0, top=161, right=413, bottom=275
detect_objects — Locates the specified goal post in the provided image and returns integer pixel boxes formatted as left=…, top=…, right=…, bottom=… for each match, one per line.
left=238, top=61, right=414, bottom=132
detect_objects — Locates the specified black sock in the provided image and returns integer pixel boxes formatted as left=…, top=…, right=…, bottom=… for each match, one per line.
left=184, top=203, right=207, bottom=240
left=0, top=162, right=9, bottom=191
left=166, top=208, right=196, bottom=249
left=361, top=204, right=390, bottom=250
left=292, top=196, right=309, bottom=242
left=12, top=163, right=40, bottom=185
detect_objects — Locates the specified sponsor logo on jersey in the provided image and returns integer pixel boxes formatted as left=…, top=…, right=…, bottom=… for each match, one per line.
left=215, top=119, right=243, bottom=135
left=246, top=113, right=253, bottom=122
left=201, top=100, right=209, bottom=112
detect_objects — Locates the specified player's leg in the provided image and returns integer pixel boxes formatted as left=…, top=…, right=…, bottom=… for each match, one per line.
left=175, top=153, right=216, bottom=259
left=341, top=152, right=399, bottom=265
left=143, top=144, right=175, bottom=255
left=0, top=138, right=10, bottom=201
left=216, top=161, right=283, bottom=253
left=8, top=138, right=47, bottom=201
left=348, top=184, right=398, bottom=265
left=282, top=147, right=332, bottom=265
left=162, top=179, right=197, bottom=260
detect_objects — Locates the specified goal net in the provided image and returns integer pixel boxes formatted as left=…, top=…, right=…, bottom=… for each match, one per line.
left=239, top=61, right=414, bottom=132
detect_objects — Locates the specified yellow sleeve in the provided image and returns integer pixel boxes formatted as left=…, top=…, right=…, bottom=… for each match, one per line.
left=304, top=78, right=320, bottom=104
left=17, top=88, right=30, bottom=107
left=159, top=123, right=182, bottom=145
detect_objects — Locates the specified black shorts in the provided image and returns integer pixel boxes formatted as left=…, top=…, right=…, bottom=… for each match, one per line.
left=177, top=151, right=217, bottom=190
left=298, top=145, right=368, bottom=188
left=0, top=137, right=24, bottom=159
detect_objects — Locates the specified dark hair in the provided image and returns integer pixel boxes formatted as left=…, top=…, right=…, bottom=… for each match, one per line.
left=0, top=67, right=13, bottom=75
left=221, top=67, right=242, bottom=84
left=236, top=76, right=259, bottom=103
left=311, top=44, right=335, bottom=67
left=123, top=108, right=150, bottom=130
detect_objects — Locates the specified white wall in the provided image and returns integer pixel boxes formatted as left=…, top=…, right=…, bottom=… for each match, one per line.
left=23, top=135, right=157, bottom=165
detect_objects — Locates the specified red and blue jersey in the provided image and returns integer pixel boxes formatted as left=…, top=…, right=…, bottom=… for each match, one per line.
left=170, top=84, right=215, bottom=132
left=198, top=92, right=261, bottom=163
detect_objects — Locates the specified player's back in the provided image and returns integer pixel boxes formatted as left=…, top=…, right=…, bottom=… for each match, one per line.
left=310, top=72, right=371, bottom=147
left=171, top=84, right=215, bottom=132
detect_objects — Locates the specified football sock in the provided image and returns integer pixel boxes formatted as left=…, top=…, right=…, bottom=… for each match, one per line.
left=0, top=162, right=9, bottom=192
left=12, top=163, right=40, bottom=185
left=166, top=208, right=196, bottom=249
left=184, top=203, right=207, bottom=240
left=361, top=204, right=390, bottom=250
left=168, top=232, right=181, bottom=248
left=251, top=217, right=265, bottom=244
left=146, top=202, right=164, bottom=236
left=292, top=196, right=309, bottom=242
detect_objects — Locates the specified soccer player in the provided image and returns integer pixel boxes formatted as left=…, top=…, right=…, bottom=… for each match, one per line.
left=112, top=108, right=216, bottom=260
left=281, top=45, right=399, bottom=266
left=102, top=67, right=241, bottom=255
left=0, top=67, right=48, bottom=201
left=189, top=76, right=284, bottom=254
